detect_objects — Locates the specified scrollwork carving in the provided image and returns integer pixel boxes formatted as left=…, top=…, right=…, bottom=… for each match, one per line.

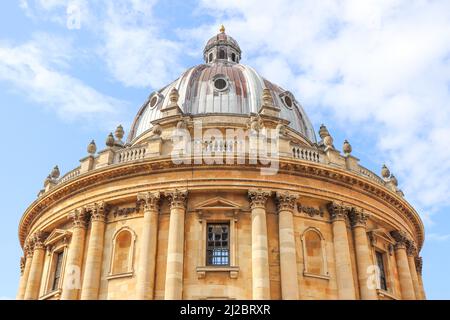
left=275, top=191, right=298, bottom=212
left=248, top=189, right=271, bottom=209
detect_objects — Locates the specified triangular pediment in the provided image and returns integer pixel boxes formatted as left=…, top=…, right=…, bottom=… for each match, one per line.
left=195, top=197, right=242, bottom=210
left=369, top=228, right=395, bottom=244
left=44, top=229, right=72, bottom=246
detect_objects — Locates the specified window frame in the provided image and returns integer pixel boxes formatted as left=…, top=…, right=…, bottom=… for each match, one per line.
left=206, top=223, right=231, bottom=266
left=44, top=244, right=68, bottom=296
left=375, top=250, right=388, bottom=291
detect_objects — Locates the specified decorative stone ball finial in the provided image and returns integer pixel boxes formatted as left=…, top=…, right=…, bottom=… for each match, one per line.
left=87, top=140, right=97, bottom=155
left=50, top=166, right=60, bottom=179
left=319, top=124, right=330, bottom=140
left=106, top=133, right=115, bottom=148
left=169, top=88, right=179, bottom=104
left=381, top=164, right=390, bottom=179
left=115, top=125, right=124, bottom=141
left=343, top=140, right=352, bottom=155
left=390, top=174, right=398, bottom=187
left=262, top=88, right=274, bottom=106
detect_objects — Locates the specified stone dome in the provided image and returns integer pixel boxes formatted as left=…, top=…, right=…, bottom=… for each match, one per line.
left=128, top=27, right=317, bottom=144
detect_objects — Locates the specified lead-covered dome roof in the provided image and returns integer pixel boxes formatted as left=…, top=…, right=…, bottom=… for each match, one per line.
left=128, top=27, right=317, bottom=143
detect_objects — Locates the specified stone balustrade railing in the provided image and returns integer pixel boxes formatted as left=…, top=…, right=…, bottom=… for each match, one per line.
left=115, top=146, right=147, bottom=164
left=58, top=167, right=81, bottom=184
left=359, top=165, right=385, bottom=185
left=292, top=146, right=321, bottom=163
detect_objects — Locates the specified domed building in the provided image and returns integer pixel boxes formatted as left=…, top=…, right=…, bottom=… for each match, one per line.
left=17, top=27, right=425, bottom=300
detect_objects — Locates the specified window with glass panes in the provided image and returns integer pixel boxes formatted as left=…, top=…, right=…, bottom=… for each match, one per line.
left=206, top=223, right=230, bottom=266
left=51, top=251, right=64, bottom=291
left=376, top=251, right=388, bottom=291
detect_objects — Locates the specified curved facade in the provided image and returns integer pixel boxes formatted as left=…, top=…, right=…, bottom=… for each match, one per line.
left=17, top=28, right=425, bottom=300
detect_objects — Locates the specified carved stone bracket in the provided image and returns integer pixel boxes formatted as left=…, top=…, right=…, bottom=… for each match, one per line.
left=137, top=191, right=161, bottom=212
left=275, top=191, right=299, bottom=212
left=165, top=189, right=188, bottom=210
left=248, top=189, right=271, bottom=209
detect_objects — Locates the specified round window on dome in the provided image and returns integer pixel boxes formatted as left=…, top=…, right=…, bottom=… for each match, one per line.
left=213, top=78, right=228, bottom=91
left=283, top=96, right=293, bottom=108
left=149, top=95, right=159, bottom=108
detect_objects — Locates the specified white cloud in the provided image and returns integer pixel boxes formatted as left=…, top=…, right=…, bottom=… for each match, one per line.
left=0, top=33, right=125, bottom=124
left=428, top=233, right=450, bottom=242
left=192, top=0, right=450, bottom=221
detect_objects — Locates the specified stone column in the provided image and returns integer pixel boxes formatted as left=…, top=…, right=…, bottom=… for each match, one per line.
left=16, top=244, right=33, bottom=300
left=61, top=208, right=88, bottom=300
left=164, top=190, right=188, bottom=300
left=136, top=192, right=160, bottom=300
left=248, top=189, right=271, bottom=300
left=327, top=203, right=356, bottom=300
left=24, top=232, right=47, bottom=300
left=407, top=243, right=422, bottom=300
left=276, top=191, right=299, bottom=300
left=391, top=231, right=415, bottom=300
left=415, top=256, right=426, bottom=299
left=349, top=209, right=378, bottom=300
left=81, top=202, right=107, bottom=300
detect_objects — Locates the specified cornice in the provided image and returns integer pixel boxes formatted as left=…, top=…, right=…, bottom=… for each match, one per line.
left=18, top=156, right=424, bottom=250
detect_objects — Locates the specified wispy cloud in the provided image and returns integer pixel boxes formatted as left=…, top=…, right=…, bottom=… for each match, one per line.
left=0, top=33, right=126, bottom=124
left=192, top=0, right=450, bottom=222
left=428, top=233, right=450, bottom=242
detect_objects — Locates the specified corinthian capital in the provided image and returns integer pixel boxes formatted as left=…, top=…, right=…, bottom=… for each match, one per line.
left=406, top=240, right=418, bottom=256
left=87, top=201, right=108, bottom=222
left=390, top=230, right=409, bottom=249
left=20, top=257, right=25, bottom=275
left=137, top=191, right=160, bottom=212
left=327, top=202, right=350, bottom=222
left=275, top=191, right=299, bottom=212
left=31, top=231, right=48, bottom=250
left=415, top=256, right=423, bottom=275
left=165, top=189, right=188, bottom=210
left=68, top=207, right=88, bottom=229
left=248, top=189, right=271, bottom=209
left=24, top=241, right=34, bottom=258
left=349, top=208, right=369, bottom=228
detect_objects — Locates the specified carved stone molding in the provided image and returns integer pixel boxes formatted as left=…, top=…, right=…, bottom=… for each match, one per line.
left=137, top=191, right=160, bottom=212
left=297, top=204, right=324, bottom=218
left=165, top=189, right=188, bottom=210
left=87, top=201, right=108, bottom=222
left=110, top=206, right=138, bottom=218
left=349, top=208, right=369, bottom=228
left=415, top=256, right=423, bottom=275
left=406, top=240, right=418, bottom=257
left=390, top=230, right=409, bottom=249
left=248, top=189, right=271, bottom=209
left=327, top=202, right=350, bottom=222
left=275, top=191, right=299, bottom=212
left=68, top=207, right=88, bottom=229
left=24, top=241, right=34, bottom=258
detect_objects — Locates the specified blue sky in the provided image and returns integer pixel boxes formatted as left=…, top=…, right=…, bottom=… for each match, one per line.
left=1, top=0, right=450, bottom=299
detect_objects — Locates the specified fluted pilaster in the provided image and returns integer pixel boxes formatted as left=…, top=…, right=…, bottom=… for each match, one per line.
left=248, top=189, right=271, bottom=300
left=136, top=192, right=160, bottom=300
left=61, top=208, right=88, bottom=300
left=276, top=191, right=299, bottom=300
left=164, top=190, right=188, bottom=300
left=328, top=202, right=356, bottom=299
left=81, top=202, right=108, bottom=300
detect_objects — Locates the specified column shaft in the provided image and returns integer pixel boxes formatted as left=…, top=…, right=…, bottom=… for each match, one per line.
left=16, top=248, right=33, bottom=300
left=328, top=203, right=356, bottom=299
left=24, top=237, right=46, bottom=300
left=136, top=192, right=160, bottom=300
left=81, top=203, right=107, bottom=300
left=164, top=190, right=187, bottom=300
left=408, top=255, right=421, bottom=300
left=353, top=226, right=377, bottom=299
left=394, top=246, right=415, bottom=300
left=249, top=190, right=271, bottom=300
left=61, top=209, right=87, bottom=300
left=276, top=191, right=299, bottom=300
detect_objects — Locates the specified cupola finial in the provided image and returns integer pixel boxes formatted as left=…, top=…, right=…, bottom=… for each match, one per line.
left=220, top=24, right=225, bottom=33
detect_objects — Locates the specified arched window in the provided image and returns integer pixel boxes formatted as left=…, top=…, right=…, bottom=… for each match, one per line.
left=218, top=49, right=226, bottom=60
left=110, top=228, right=136, bottom=276
left=209, top=52, right=213, bottom=62
left=301, top=227, right=328, bottom=277
left=231, top=52, right=236, bottom=62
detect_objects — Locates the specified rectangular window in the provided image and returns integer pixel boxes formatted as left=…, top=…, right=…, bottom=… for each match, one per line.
left=51, top=251, right=64, bottom=291
left=206, top=223, right=230, bottom=266
left=376, top=251, right=388, bottom=291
